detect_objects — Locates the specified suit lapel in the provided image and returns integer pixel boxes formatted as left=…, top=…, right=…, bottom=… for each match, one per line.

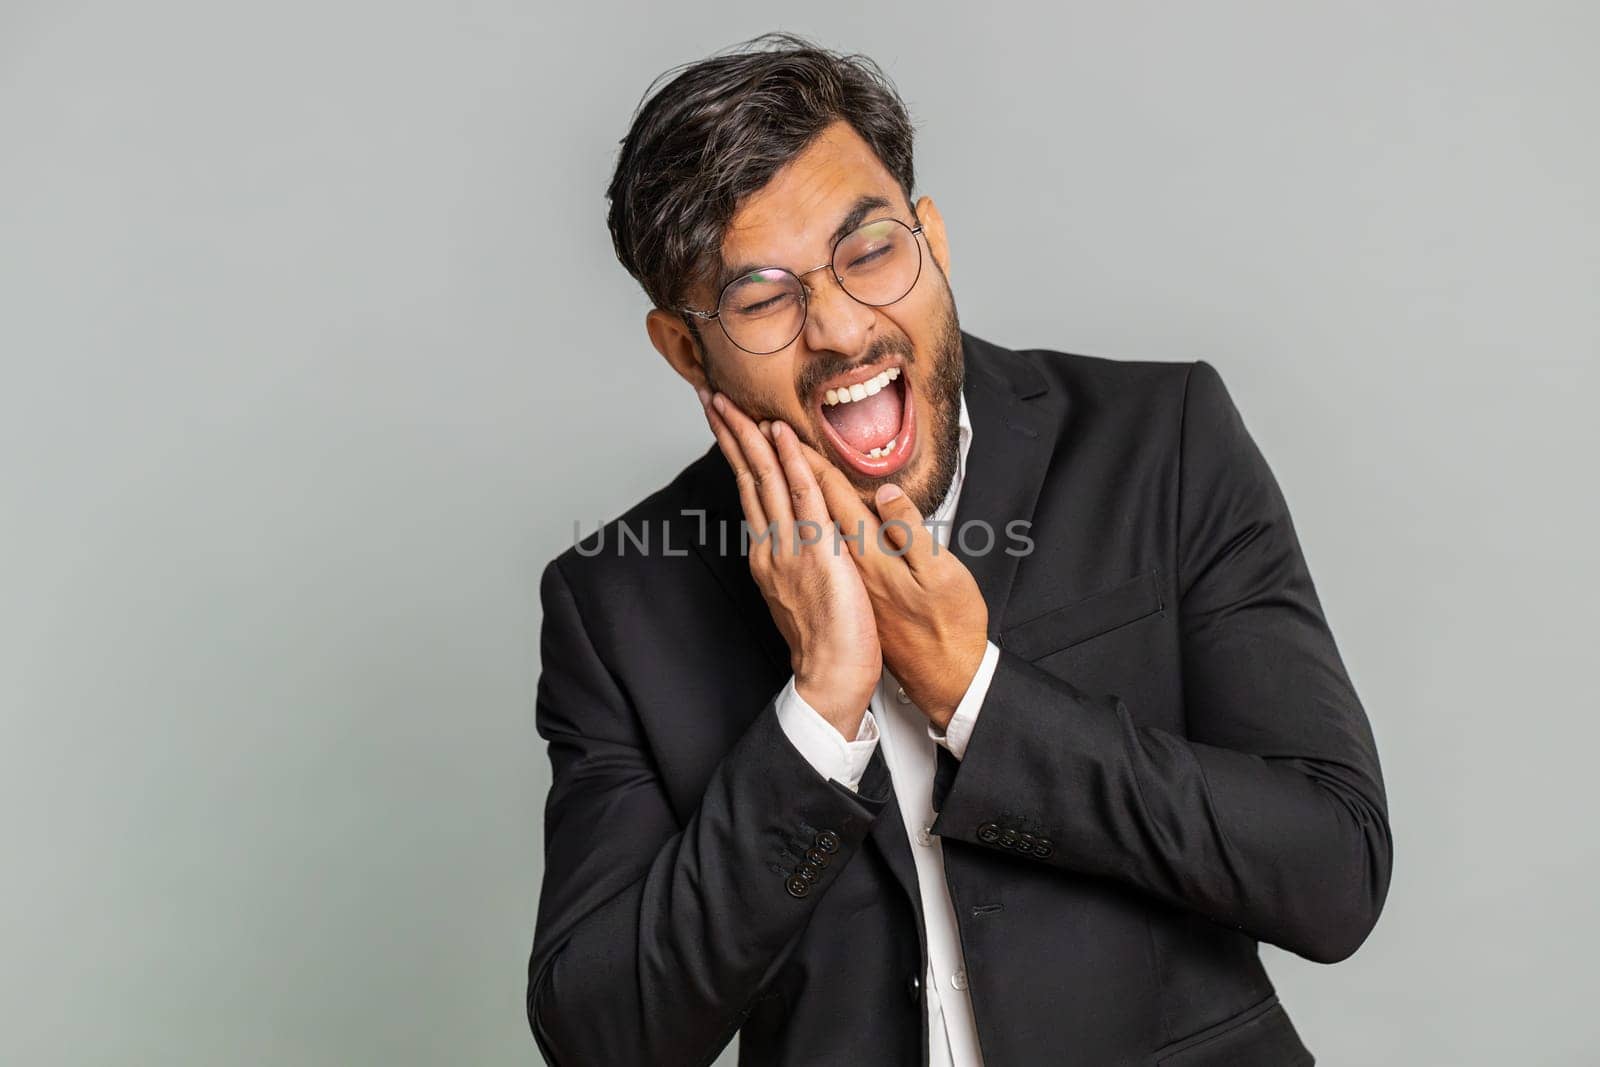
left=936, top=334, right=1060, bottom=810
left=948, top=332, right=1058, bottom=638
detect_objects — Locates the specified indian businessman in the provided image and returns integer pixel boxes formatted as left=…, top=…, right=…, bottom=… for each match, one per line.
left=526, top=33, right=1391, bottom=1067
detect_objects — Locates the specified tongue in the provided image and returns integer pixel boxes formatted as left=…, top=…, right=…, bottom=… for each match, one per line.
left=823, top=382, right=902, bottom=453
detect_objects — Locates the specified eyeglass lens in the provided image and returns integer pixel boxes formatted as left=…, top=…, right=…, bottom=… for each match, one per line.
left=715, top=219, right=922, bottom=355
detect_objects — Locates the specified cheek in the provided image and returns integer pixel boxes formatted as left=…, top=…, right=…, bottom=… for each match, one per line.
left=720, top=359, right=807, bottom=422
left=885, top=288, right=941, bottom=349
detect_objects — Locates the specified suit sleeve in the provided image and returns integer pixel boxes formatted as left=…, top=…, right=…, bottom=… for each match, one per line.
left=526, top=558, right=892, bottom=1065
left=929, top=359, right=1393, bottom=964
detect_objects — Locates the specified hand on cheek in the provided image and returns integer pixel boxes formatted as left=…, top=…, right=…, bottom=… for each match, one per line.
left=793, top=438, right=990, bottom=728
left=699, top=392, right=883, bottom=739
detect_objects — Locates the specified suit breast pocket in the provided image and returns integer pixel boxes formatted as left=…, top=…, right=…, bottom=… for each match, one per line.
left=1000, top=569, right=1165, bottom=661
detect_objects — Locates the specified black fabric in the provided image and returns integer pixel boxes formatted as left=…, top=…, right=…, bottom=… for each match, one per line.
left=526, top=332, right=1389, bottom=1066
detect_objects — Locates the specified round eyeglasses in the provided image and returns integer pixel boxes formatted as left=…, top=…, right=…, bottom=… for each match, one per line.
left=679, top=217, right=926, bottom=355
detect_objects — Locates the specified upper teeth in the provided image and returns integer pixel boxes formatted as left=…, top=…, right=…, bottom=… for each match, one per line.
left=824, top=366, right=899, bottom=406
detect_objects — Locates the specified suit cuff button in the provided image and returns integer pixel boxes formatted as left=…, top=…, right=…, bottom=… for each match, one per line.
left=813, top=829, right=841, bottom=853
left=784, top=874, right=812, bottom=899
left=977, top=822, right=1000, bottom=843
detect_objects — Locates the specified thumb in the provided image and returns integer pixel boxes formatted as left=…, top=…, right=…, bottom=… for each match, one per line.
left=873, top=482, right=929, bottom=564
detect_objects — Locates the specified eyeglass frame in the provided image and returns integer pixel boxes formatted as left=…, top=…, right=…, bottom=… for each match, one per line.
left=677, top=216, right=927, bottom=355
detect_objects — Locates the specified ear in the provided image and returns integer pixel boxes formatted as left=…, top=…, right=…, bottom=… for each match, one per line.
left=913, top=195, right=951, bottom=279
left=645, top=307, right=709, bottom=390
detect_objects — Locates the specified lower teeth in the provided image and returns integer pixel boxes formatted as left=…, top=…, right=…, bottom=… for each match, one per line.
left=867, top=437, right=897, bottom=459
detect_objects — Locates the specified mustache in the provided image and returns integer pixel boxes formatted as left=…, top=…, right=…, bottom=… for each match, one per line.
left=796, top=333, right=915, bottom=404
left=715, top=332, right=917, bottom=426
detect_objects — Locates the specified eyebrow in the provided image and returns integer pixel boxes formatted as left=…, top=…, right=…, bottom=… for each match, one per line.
left=715, top=194, right=897, bottom=294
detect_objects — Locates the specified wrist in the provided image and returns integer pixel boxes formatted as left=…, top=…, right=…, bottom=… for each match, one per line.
left=919, top=634, right=988, bottom=728
left=794, top=673, right=873, bottom=740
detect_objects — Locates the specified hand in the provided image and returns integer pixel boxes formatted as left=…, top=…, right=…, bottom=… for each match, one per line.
left=700, top=390, right=881, bottom=739
left=792, top=438, right=989, bottom=729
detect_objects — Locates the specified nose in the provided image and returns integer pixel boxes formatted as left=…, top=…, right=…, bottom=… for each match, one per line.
left=798, top=264, right=875, bottom=357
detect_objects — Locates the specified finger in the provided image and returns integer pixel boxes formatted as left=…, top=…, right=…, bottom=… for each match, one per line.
left=700, top=393, right=767, bottom=534
left=871, top=481, right=937, bottom=575
left=712, top=392, right=794, bottom=547
left=791, top=437, right=880, bottom=559
left=769, top=421, right=830, bottom=531
left=713, top=391, right=793, bottom=563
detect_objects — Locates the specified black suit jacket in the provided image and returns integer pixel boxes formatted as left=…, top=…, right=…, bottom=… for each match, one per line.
left=526, top=332, right=1392, bottom=1066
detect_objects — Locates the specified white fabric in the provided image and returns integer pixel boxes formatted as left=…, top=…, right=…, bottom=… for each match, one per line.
left=774, top=391, right=993, bottom=1066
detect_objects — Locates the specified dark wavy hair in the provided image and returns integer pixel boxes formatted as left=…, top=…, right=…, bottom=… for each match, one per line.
left=605, top=33, right=918, bottom=317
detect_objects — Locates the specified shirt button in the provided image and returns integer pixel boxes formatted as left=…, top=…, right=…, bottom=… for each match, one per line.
left=916, top=825, right=934, bottom=847
left=951, top=970, right=968, bottom=991
left=896, top=685, right=911, bottom=704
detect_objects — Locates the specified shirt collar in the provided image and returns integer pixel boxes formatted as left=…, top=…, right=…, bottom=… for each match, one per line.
left=927, top=391, right=973, bottom=533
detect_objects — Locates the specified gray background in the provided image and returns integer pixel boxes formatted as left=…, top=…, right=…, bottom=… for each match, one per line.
left=3, top=2, right=1596, bottom=1064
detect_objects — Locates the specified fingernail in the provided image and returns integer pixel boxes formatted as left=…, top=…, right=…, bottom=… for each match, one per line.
left=876, top=483, right=904, bottom=505
left=758, top=420, right=771, bottom=437
left=711, top=394, right=726, bottom=413
left=770, top=421, right=785, bottom=439
left=695, top=386, right=710, bottom=406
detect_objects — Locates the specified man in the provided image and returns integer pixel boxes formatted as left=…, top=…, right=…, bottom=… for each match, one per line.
left=526, top=33, right=1390, bottom=1067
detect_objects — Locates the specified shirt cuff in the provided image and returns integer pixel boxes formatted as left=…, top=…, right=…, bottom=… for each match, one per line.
left=927, top=640, right=1000, bottom=761
left=774, top=675, right=879, bottom=792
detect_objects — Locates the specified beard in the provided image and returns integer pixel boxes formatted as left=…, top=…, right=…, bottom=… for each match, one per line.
left=703, top=270, right=966, bottom=519
left=903, top=277, right=964, bottom=516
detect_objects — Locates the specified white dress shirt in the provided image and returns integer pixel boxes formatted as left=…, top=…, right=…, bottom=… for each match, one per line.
left=774, top=392, right=1001, bottom=1067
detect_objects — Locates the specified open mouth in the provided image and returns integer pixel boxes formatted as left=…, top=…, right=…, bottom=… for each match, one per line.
left=814, top=360, right=916, bottom=478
